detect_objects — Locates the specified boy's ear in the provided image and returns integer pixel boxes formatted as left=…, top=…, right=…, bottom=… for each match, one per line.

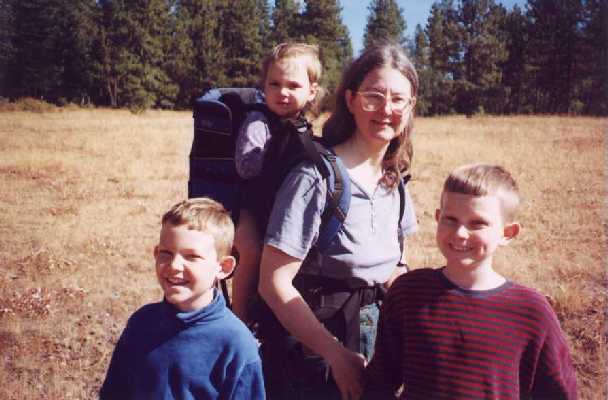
left=216, top=255, right=236, bottom=280
left=309, top=82, right=319, bottom=100
left=501, top=222, right=520, bottom=245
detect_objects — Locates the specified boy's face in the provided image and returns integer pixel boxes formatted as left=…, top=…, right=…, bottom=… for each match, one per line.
left=154, top=223, right=234, bottom=312
left=264, top=58, right=318, bottom=119
left=435, top=192, right=519, bottom=272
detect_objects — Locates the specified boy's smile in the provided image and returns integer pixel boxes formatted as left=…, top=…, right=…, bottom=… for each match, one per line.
left=154, top=224, right=233, bottom=312
left=435, top=192, right=518, bottom=272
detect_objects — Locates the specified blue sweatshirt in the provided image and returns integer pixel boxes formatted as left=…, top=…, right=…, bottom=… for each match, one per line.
left=99, top=292, right=265, bottom=399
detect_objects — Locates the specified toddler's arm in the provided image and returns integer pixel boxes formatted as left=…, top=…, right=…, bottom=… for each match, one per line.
left=235, top=112, right=272, bottom=179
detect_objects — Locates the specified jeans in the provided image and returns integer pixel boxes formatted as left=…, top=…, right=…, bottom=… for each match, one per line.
left=359, top=302, right=380, bottom=361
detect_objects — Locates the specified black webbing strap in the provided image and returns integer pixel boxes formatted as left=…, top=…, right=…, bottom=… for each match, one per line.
left=398, top=173, right=411, bottom=224
left=318, top=148, right=347, bottom=223
left=294, top=127, right=346, bottom=225
left=220, top=280, right=231, bottom=309
left=292, top=122, right=330, bottom=178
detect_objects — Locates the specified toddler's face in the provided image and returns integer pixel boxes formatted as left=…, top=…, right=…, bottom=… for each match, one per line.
left=154, top=224, right=227, bottom=311
left=264, top=58, right=317, bottom=119
left=435, top=192, right=513, bottom=272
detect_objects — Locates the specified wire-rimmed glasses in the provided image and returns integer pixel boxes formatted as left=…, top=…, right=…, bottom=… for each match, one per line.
left=356, top=91, right=415, bottom=115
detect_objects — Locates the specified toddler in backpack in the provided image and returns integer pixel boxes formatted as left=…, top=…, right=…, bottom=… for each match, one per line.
left=231, top=43, right=323, bottom=323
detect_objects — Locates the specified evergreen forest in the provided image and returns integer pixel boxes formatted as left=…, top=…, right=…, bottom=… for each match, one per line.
left=0, top=0, right=606, bottom=115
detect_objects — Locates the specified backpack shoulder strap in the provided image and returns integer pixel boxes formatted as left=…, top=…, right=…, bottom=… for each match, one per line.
left=316, top=148, right=350, bottom=253
left=397, top=173, right=412, bottom=259
left=220, top=279, right=231, bottom=309
left=292, top=128, right=350, bottom=253
left=398, top=173, right=411, bottom=224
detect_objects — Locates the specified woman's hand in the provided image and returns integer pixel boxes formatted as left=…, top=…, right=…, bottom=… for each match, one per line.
left=326, top=345, right=366, bottom=400
left=259, top=244, right=365, bottom=398
left=384, top=264, right=407, bottom=289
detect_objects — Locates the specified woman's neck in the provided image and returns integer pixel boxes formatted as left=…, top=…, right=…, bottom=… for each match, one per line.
left=333, top=134, right=389, bottom=194
left=333, top=134, right=387, bottom=172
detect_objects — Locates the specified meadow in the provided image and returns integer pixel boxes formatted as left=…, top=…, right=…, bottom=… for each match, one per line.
left=0, top=108, right=605, bottom=399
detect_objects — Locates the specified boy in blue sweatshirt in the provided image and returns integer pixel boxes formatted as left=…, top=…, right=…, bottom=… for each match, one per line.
left=100, top=198, right=265, bottom=399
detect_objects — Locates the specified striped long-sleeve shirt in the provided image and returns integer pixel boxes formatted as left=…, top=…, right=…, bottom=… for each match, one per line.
left=365, top=268, right=577, bottom=400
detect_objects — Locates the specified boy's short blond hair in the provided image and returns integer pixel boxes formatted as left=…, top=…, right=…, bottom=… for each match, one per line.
left=161, top=198, right=234, bottom=258
left=260, top=42, right=322, bottom=86
left=443, top=164, right=521, bottom=222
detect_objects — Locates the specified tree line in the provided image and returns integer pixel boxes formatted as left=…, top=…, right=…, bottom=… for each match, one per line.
left=0, top=0, right=606, bottom=115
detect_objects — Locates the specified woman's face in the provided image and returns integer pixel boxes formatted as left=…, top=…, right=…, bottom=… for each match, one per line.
left=346, top=66, right=414, bottom=147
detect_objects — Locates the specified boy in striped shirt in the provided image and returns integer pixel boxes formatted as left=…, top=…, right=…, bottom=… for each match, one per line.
left=365, top=163, right=577, bottom=399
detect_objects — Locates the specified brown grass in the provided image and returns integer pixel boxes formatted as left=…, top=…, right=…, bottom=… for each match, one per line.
left=0, top=110, right=605, bottom=399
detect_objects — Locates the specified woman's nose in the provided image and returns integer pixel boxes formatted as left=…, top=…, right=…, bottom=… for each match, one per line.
left=380, top=97, right=393, bottom=115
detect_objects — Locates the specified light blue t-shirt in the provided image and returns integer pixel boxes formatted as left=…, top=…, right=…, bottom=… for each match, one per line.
left=265, top=161, right=417, bottom=286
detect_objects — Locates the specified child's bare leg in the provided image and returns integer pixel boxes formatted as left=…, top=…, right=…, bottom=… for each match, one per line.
left=232, top=210, right=262, bottom=323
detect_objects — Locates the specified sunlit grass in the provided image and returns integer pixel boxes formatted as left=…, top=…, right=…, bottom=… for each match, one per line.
left=0, top=109, right=605, bottom=399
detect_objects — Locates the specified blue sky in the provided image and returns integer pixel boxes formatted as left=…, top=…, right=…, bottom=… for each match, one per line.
left=341, top=0, right=527, bottom=56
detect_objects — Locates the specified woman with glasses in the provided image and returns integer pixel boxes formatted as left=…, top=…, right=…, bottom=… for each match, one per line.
left=258, top=43, right=419, bottom=400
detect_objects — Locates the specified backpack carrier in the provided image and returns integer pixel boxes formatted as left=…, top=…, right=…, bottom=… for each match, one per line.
left=188, top=88, right=352, bottom=307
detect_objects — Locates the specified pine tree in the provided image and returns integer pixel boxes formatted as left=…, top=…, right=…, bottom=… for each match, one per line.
left=55, top=0, right=100, bottom=105
left=257, top=0, right=272, bottom=47
left=96, top=0, right=137, bottom=107
left=0, top=0, right=16, bottom=98
left=219, top=0, right=267, bottom=87
left=7, top=0, right=66, bottom=100
left=96, top=0, right=176, bottom=110
left=166, top=0, right=195, bottom=108
left=579, top=0, right=608, bottom=115
left=413, top=24, right=432, bottom=115
left=301, top=0, right=352, bottom=104
left=129, top=0, right=177, bottom=109
left=526, top=0, right=585, bottom=113
left=501, top=4, right=532, bottom=113
left=2, top=0, right=101, bottom=103
left=269, top=0, right=301, bottom=45
left=426, top=0, right=460, bottom=114
left=363, top=0, right=407, bottom=49
left=457, top=0, right=508, bottom=115
left=168, top=0, right=229, bottom=107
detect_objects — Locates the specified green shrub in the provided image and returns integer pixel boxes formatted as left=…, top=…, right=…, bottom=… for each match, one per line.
left=0, top=97, right=58, bottom=113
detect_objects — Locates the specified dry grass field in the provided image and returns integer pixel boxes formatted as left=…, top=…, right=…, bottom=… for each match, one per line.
left=0, top=109, right=605, bottom=399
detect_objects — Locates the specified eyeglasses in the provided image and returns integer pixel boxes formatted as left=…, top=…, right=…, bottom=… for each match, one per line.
left=356, top=91, right=415, bottom=115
